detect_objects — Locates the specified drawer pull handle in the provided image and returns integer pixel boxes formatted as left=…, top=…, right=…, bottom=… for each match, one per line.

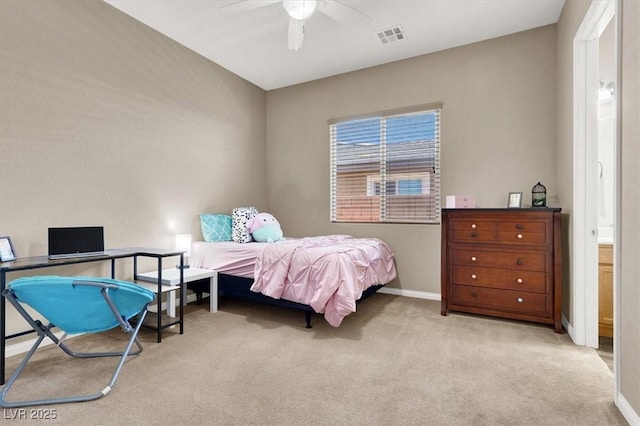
left=470, top=232, right=478, bottom=237
left=516, top=258, right=523, bottom=265
left=516, top=224, right=524, bottom=230
left=471, top=274, right=477, bottom=280
left=471, top=223, right=477, bottom=229
left=517, top=297, right=524, bottom=303
left=471, top=292, right=477, bottom=298
left=471, top=256, right=477, bottom=262
left=517, top=278, right=523, bottom=284
left=517, top=233, right=523, bottom=239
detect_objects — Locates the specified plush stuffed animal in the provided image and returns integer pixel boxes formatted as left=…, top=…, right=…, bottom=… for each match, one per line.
left=245, top=212, right=284, bottom=243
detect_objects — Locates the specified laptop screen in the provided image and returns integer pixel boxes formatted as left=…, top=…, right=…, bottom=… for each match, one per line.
left=48, top=226, right=105, bottom=258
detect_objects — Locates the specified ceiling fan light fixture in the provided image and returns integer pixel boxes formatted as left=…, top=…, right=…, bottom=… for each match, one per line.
left=283, top=0, right=317, bottom=20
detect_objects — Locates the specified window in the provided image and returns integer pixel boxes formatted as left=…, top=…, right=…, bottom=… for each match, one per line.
left=330, top=103, right=441, bottom=223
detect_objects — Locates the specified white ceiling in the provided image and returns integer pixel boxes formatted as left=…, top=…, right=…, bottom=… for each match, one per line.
left=104, top=0, right=565, bottom=91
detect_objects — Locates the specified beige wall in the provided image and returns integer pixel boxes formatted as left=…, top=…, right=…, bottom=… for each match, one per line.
left=2, top=0, right=638, bottom=418
left=266, top=25, right=557, bottom=294
left=0, top=0, right=267, bottom=333
left=620, top=0, right=640, bottom=415
left=555, top=0, right=591, bottom=339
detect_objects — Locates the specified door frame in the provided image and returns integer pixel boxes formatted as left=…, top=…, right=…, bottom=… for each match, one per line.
left=572, top=0, right=615, bottom=348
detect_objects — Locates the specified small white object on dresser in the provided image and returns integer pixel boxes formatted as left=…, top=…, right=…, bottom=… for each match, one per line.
left=136, top=268, right=218, bottom=317
left=446, top=195, right=476, bottom=208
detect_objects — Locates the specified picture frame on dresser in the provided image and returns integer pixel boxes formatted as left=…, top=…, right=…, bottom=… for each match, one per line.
left=0, top=236, right=16, bottom=262
left=508, top=192, right=523, bottom=208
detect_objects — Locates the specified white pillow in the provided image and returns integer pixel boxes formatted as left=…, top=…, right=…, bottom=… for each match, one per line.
left=232, top=207, right=258, bottom=243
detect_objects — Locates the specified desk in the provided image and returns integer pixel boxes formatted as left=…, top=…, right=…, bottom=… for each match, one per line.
left=0, top=247, right=184, bottom=385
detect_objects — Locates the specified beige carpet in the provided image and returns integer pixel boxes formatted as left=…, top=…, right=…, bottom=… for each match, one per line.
left=598, top=336, right=614, bottom=373
left=1, top=294, right=627, bottom=425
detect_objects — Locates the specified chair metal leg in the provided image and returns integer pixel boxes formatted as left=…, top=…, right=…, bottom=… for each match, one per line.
left=103, top=308, right=149, bottom=393
left=0, top=292, right=150, bottom=408
left=0, top=333, right=48, bottom=407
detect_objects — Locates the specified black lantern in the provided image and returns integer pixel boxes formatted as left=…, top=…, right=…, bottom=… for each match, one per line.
left=532, top=182, right=547, bottom=207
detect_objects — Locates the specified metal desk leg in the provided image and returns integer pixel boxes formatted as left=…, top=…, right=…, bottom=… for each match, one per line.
left=1, top=271, right=6, bottom=385
left=179, top=254, right=184, bottom=335
left=156, top=258, right=163, bottom=343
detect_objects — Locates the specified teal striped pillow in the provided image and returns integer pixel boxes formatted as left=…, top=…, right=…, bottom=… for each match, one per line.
left=200, top=214, right=232, bottom=242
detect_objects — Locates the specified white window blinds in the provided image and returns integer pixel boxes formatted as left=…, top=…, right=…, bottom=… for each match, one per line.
left=330, top=103, right=441, bottom=224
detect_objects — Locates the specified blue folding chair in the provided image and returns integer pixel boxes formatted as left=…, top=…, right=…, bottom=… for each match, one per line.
left=0, top=276, right=154, bottom=408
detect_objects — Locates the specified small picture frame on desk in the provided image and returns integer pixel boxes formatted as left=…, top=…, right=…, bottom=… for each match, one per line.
left=508, top=192, right=523, bottom=208
left=0, top=236, right=16, bottom=262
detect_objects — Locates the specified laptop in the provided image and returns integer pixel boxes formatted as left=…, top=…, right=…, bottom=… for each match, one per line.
left=48, top=226, right=108, bottom=259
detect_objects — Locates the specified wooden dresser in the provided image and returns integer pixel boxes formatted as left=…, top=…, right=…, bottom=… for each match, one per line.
left=441, top=208, right=563, bottom=333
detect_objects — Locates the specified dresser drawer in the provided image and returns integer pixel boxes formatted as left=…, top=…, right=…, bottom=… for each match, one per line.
left=450, top=220, right=496, bottom=242
left=451, top=220, right=495, bottom=232
left=452, top=266, right=546, bottom=292
left=496, top=221, right=546, bottom=233
left=451, top=230, right=495, bottom=242
left=496, top=231, right=547, bottom=245
left=451, top=249, right=546, bottom=271
left=496, top=220, right=549, bottom=245
left=450, top=285, right=549, bottom=316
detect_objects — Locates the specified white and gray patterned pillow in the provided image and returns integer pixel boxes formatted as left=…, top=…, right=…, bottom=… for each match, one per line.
left=232, top=207, right=258, bottom=243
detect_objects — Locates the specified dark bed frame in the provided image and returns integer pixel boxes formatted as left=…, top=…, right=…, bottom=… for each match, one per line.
left=189, top=273, right=384, bottom=328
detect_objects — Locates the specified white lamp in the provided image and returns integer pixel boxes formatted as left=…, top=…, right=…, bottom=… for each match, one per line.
left=175, top=233, right=192, bottom=269
left=283, top=0, right=317, bottom=20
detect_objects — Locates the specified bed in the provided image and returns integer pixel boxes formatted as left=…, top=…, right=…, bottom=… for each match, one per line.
left=189, top=235, right=397, bottom=328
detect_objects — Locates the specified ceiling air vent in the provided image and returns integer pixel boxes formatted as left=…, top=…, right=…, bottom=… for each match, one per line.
left=376, top=26, right=406, bottom=44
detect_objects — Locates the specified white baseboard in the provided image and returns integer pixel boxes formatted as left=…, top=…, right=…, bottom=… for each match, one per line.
left=378, top=286, right=440, bottom=300
left=5, top=293, right=201, bottom=359
left=562, top=314, right=574, bottom=342
left=5, top=331, right=77, bottom=358
left=616, top=391, right=640, bottom=426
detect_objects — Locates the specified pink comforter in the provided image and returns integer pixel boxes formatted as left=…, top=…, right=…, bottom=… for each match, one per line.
left=250, top=235, right=397, bottom=327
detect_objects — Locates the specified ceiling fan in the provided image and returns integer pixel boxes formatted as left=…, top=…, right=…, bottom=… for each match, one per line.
left=223, top=0, right=371, bottom=51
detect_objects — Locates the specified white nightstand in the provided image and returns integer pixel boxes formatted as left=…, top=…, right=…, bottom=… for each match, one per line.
left=136, top=268, right=218, bottom=317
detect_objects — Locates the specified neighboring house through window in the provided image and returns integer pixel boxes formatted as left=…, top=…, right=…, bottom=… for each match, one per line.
left=329, top=103, right=441, bottom=223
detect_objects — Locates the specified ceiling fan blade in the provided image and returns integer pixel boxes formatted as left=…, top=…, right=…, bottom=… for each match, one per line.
left=221, top=0, right=280, bottom=13
left=288, top=17, right=305, bottom=50
left=318, top=0, right=371, bottom=28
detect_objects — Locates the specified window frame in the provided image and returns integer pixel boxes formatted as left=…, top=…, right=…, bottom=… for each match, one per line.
left=329, top=102, right=442, bottom=224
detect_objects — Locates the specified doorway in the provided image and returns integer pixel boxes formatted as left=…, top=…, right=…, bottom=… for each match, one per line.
left=572, top=0, right=617, bottom=387
left=596, top=17, right=616, bottom=368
